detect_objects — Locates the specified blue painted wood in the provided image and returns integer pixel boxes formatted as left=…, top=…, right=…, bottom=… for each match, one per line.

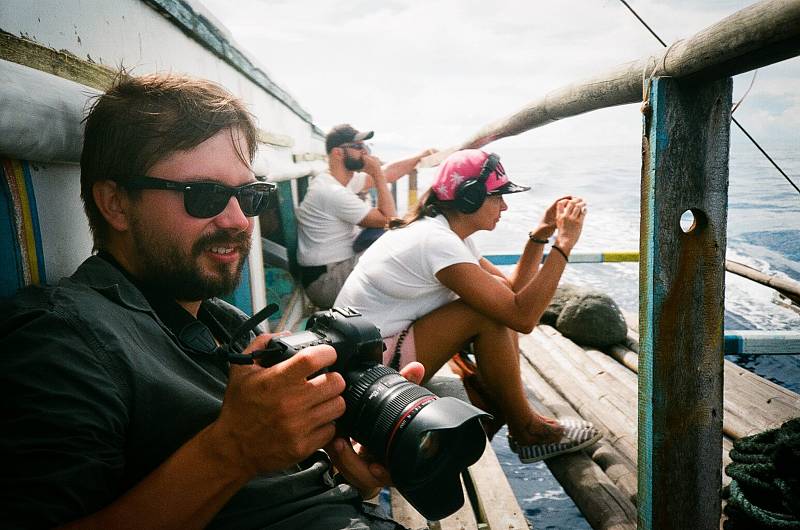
left=638, top=77, right=732, bottom=530
left=0, top=164, right=23, bottom=298
left=484, top=252, right=639, bottom=265
left=223, top=259, right=252, bottom=316
left=276, top=180, right=299, bottom=274
left=21, top=161, right=46, bottom=283
left=485, top=254, right=521, bottom=266
left=724, top=331, right=800, bottom=355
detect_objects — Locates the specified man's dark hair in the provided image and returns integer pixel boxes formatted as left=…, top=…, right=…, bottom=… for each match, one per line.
left=324, top=124, right=373, bottom=154
left=80, top=72, right=258, bottom=249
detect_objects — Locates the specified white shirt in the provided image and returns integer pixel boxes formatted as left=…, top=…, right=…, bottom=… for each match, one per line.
left=335, top=215, right=481, bottom=337
left=296, top=172, right=370, bottom=266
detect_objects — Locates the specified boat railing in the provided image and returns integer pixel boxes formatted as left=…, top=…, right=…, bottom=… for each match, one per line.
left=401, top=1, right=800, bottom=527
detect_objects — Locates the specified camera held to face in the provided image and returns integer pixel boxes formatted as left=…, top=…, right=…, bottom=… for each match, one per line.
left=260, top=307, right=490, bottom=521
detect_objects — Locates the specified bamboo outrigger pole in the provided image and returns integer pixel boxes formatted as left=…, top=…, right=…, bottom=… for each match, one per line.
left=419, top=0, right=800, bottom=167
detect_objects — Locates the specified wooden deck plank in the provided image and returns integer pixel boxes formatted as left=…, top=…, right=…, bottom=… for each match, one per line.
left=390, top=488, right=428, bottom=529
left=465, top=441, right=528, bottom=529
left=518, top=353, right=637, bottom=529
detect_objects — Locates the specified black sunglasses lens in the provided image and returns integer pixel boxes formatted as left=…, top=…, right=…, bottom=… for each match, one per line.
left=184, top=184, right=230, bottom=218
left=238, top=185, right=274, bottom=216
left=182, top=183, right=275, bottom=218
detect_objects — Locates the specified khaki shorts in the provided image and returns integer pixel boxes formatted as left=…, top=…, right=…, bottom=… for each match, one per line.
left=304, top=256, right=358, bottom=309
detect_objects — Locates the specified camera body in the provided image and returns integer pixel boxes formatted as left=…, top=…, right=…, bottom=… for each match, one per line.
left=266, top=306, right=383, bottom=374
left=261, top=307, right=490, bottom=521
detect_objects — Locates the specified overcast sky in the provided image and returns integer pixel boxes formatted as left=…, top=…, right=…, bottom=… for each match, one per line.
left=201, top=0, right=798, bottom=157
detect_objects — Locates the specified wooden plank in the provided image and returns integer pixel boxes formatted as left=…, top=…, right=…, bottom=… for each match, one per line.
left=256, top=130, right=294, bottom=148
left=606, top=343, right=800, bottom=442
left=390, top=488, right=429, bottom=529
left=724, top=330, right=800, bottom=355
left=525, top=331, right=639, bottom=462
left=437, top=480, right=478, bottom=530
left=538, top=326, right=638, bottom=403
left=465, top=441, right=528, bottom=529
left=523, top=329, right=738, bottom=502
left=518, top=352, right=639, bottom=527
left=638, top=76, right=731, bottom=530
left=725, top=259, right=800, bottom=305
left=389, top=478, right=477, bottom=529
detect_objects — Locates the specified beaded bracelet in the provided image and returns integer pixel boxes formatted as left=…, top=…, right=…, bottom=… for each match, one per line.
left=528, top=231, right=549, bottom=244
left=551, top=245, right=569, bottom=262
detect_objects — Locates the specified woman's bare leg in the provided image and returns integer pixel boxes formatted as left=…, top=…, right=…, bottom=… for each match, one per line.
left=411, top=299, right=562, bottom=444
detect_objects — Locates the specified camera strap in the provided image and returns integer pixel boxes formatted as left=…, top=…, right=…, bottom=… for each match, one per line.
left=388, top=327, right=411, bottom=371
left=218, top=303, right=280, bottom=364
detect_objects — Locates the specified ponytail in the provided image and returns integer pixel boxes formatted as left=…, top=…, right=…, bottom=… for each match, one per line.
left=388, top=189, right=447, bottom=229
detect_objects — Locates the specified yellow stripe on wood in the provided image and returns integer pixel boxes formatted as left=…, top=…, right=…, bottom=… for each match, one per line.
left=602, top=251, right=639, bottom=262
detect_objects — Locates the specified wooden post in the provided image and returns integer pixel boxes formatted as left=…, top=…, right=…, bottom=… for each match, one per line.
left=408, top=169, right=418, bottom=208
left=638, top=76, right=731, bottom=529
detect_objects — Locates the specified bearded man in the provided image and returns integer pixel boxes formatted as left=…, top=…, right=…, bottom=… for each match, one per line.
left=295, top=124, right=434, bottom=308
left=0, top=73, right=422, bottom=529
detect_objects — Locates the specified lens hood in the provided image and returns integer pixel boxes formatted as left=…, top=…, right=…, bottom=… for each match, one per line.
left=390, top=396, right=490, bottom=521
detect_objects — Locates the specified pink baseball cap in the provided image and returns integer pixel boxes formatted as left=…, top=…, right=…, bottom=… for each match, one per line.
left=432, top=149, right=530, bottom=201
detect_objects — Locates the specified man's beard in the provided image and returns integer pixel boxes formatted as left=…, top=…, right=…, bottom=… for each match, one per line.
left=344, top=152, right=365, bottom=171
left=129, top=215, right=251, bottom=301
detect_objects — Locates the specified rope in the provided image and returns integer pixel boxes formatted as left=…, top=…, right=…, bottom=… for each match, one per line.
left=618, top=0, right=800, bottom=197
left=722, top=417, right=800, bottom=529
left=732, top=70, right=758, bottom=114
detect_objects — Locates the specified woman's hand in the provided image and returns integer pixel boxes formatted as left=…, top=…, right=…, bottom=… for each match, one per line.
left=532, top=196, right=572, bottom=240
left=554, top=197, right=586, bottom=252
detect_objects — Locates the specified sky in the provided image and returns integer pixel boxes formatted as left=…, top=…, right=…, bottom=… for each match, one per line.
left=200, top=0, right=799, bottom=158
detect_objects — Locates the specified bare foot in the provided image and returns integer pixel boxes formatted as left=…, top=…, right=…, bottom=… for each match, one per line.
left=511, top=415, right=564, bottom=445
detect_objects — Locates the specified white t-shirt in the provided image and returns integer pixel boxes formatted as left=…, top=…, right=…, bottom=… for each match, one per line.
left=335, top=215, right=481, bottom=337
left=296, top=172, right=371, bottom=266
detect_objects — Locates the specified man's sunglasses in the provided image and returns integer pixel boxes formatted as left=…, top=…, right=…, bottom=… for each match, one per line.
left=114, top=176, right=276, bottom=218
left=340, top=142, right=371, bottom=154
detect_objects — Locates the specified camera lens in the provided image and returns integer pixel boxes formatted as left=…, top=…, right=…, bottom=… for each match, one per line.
left=302, top=307, right=489, bottom=521
left=418, top=431, right=440, bottom=460
left=339, top=364, right=435, bottom=460
left=337, top=363, right=489, bottom=520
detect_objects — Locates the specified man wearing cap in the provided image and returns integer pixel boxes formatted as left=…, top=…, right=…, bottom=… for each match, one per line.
left=336, top=149, right=602, bottom=464
left=296, top=124, right=434, bottom=308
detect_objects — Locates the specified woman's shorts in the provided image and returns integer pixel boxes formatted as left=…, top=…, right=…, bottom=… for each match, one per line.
left=382, top=326, right=416, bottom=371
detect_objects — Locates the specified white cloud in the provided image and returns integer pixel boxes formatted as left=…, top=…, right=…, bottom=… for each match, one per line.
left=201, top=0, right=799, bottom=155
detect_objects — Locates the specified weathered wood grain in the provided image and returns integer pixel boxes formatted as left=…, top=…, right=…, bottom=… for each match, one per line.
left=638, top=76, right=731, bottom=530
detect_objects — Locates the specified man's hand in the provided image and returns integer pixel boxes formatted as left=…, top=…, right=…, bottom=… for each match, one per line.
left=210, top=335, right=346, bottom=479
left=362, top=154, right=385, bottom=179
left=324, top=361, right=425, bottom=498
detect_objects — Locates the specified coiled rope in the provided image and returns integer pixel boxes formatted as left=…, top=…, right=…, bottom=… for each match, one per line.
left=723, top=417, right=800, bottom=529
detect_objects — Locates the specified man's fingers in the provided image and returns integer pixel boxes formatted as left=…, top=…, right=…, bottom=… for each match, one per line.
left=399, top=361, right=425, bottom=385
left=306, top=393, right=346, bottom=425
left=280, top=345, right=338, bottom=380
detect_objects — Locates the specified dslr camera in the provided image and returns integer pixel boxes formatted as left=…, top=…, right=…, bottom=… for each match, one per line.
left=261, top=307, right=490, bottom=521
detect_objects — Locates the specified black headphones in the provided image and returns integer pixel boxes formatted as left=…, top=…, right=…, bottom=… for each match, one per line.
left=450, top=153, right=501, bottom=214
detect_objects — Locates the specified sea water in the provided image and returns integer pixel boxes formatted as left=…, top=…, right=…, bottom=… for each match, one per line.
left=405, top=141, right=799, bottom=529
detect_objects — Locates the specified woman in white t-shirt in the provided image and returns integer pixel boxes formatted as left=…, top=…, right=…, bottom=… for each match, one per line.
left=336, top=149, right=601, bottom=463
